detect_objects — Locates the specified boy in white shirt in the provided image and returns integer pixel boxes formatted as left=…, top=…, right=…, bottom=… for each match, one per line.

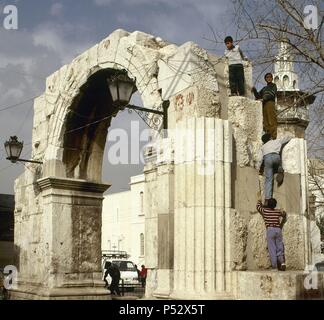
left=224, top=36, right=246, bottom=96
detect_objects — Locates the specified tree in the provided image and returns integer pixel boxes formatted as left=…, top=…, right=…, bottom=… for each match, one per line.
left=229, top=0, right=324, bottom=158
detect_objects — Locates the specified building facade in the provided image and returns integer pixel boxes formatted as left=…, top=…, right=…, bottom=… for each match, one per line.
left=102, top=175, right=145, bottom=266
left=0, top=194, right=14, bottom=269
left=273, top=41, right=315, bottom=138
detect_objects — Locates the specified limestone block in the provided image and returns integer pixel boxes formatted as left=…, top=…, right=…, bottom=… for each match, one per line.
left=282, top=138, right=306, bottom=174
left=88, top=44, right=99, bottom=71
left=33, top=95, right=46, bottom=119
left=248, top=214, right=271, bottom=269
left=114, top=37, right=138, bottom=74
left=128, top=31, right=167, bottom=49
left=310, top=220, right=322, bottom=260
left=168, top=86, right=220, bottom=125
left=234, top=271, right=324, bottom=300
left=234, top=167, right=260, bottom=213
left=228, top=96, right=263, bottom=167
left=158, top=42, right=218, bottom=101
left=243, top=60, right=253, bottom=99
left=70, top=51, right=90, bottom=84
left=46, top=70, right=60, bottom=103
left=153, top=269, right=173, bottom=298
left=139, top=80, right=163, bottom=112
left=248, top=212, right=306, bottom=270
left=145, top=269, right=158, bottom=298
left=272, top=173, right=302, bottom=213
left=230, top=210, right=248, bottom=270
left=282, top=215, right=306, bottom=270
left=97, top=29, right=130, bottom=65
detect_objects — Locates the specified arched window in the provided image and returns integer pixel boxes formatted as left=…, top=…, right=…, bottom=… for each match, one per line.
left=293, top=80, right=296, bottom=89
left=140, top=191, right=144, bottom=214
left=140, top=233, right=144, bottom=256
left=274, top=76, right=279, bottom=85
left=283, top=75, right=289, bottom=88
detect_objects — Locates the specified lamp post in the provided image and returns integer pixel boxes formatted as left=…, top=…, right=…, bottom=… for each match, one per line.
left=4, top=136, right=43, bottom=164
left=107, top=72, right=169, bottom=131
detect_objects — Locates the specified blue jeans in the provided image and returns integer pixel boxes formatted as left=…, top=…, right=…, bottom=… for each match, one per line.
left=264, top=153, right=280, bottom=199
left=266, top=227, right=285, bottom=268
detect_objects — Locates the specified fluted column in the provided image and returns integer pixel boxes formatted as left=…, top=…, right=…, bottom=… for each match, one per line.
left=171, top=117, right=233, bottom=299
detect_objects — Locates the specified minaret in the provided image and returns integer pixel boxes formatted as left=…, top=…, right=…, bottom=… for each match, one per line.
left=273, top=41, right=316, bottom=138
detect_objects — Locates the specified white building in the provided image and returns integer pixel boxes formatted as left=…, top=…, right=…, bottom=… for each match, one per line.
left=102, top=174, right=145, bottom=266
left=273, top=41, right=299, bottom=91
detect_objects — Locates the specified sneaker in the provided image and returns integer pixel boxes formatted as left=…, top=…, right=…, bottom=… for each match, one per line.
left=276, top=167, right=284, bottom=187
left=280, top=263, right=286, bottom=271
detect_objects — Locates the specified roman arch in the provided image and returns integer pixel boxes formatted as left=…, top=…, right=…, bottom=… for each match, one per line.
left=11, top=29, right=319, bottom=300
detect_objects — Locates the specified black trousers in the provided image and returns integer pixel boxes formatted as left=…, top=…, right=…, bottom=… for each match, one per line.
left=229, top=64, right=245, bottom=96
left=109, top=278, right=121, bottom=295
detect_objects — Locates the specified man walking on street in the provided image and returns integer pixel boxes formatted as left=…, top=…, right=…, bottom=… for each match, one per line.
left=257, top=194, right=287, bottom=271
left=104, top=261, right=121, bottom=296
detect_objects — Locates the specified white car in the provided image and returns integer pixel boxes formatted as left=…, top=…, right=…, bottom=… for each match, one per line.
left=102, top=259, right=139, bottom=289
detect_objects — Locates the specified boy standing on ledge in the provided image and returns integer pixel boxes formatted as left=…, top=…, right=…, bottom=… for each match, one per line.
left=252, top=73, right=278, bottom=139
left=224, top=36, right=247, bottom=96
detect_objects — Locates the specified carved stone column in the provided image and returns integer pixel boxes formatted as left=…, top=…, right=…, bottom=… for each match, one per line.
left=171, top=117, right=233, bottom=299
left=11, top=177, right=110, bottom=300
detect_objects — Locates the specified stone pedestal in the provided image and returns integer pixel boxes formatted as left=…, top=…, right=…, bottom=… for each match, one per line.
left=11, top=177, right=111, bottom=300
left=234, top=271, right=324, bottom=300
left=144, top=139, right=175, bottom=299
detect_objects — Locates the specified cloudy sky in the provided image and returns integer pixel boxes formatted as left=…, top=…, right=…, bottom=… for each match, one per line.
left=0, top=0, right=320, bottom=195
left=0, top=0, right=238, bottom=195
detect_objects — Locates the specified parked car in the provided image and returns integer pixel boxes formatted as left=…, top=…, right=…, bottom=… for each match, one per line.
left=102, top=258, right=139, bottom=290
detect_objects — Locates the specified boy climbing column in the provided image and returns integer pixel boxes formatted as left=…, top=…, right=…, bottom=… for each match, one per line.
left=256, top=194, right=287, bottom=271
left=258, top=133, right=292, bottom=206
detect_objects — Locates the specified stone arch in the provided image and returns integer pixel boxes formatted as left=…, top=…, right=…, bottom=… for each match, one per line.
left=41, top=30, right=168, bottom=181
left=13, top=29, right=222, bottom=300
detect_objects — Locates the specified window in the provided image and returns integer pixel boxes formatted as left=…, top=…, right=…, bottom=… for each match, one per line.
left=274, top=76, right=279, bottom=84
left=107, top=240, right=111, bottom=250
left=283, top=75, right=289, bottom=88
left=140, top=233, right=144, bottom=256
left=118, top=239, right=123, bottom=251
left=112, top=261, right=136, bottom=271
left=140, top=191, right=144, bottom=214
left=293, top=80, right=296, bottom=89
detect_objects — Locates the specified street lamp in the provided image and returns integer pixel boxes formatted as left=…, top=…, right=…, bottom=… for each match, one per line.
left=4, top=136, right=43, bottom=164
left=107, top=73, right=135, bottom=110
left=107, top=72, right=169, bottom=131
